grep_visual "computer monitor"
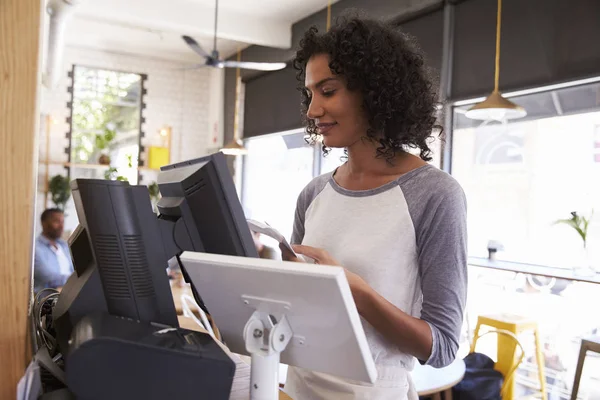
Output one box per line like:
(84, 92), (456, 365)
(53, 223), (108, 353)
(180, 251), (378, 400)
(69, 179), (178, 326)
(157, 151), (258, 259)
(55, 151), (254, 353)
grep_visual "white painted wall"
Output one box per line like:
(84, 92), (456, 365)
(36, 46), (224, 235)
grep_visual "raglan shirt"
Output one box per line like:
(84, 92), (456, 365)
(290, 164), (468, 372)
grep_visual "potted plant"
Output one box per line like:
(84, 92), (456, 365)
(48, 174), (71, 211)
(96, 125), (117, 165)
(148, 181), (160, 213)
(554, 211), (595, 276)
(104, 167), (128, 182)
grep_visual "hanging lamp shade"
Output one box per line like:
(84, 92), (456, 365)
(220, 138), (248, 156)
(466, 0), (526, 121)
(465, 90), (526, 120)
(221, 49), (248, 156)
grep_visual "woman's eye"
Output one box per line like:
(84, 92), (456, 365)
(322, 89), (336, 97)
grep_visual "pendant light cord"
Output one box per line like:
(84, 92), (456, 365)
(233, 49), (241, 141)
(213, 0), (219, 53)
(326, 0), (332, 32)
(494, 0), (502, 93)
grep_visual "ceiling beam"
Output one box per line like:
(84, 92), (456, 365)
(233, 0), (443, 81)
(74, 0), (292, 49)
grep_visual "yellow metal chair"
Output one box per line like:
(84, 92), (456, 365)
(470, 314), (547, 400)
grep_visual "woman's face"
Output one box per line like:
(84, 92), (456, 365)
(304, 53), (369, 149)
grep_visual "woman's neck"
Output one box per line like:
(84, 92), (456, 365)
(343, 139), (423, 178)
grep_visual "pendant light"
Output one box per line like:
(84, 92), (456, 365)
(465, 0), (526, 121)
(221, 49), (249, 155)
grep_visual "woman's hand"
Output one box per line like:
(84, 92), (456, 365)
(280, 245), (434, 363)
(279, 243), (368, 294)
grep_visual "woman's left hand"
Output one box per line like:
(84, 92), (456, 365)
(290, 244), (368, 294)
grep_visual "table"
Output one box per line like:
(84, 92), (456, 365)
(411, 358), (465, 400)
(468, 256), (600, 285)
(178, 316), (293, 400)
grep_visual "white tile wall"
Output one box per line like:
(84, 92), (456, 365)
(36, 46), (223, 235)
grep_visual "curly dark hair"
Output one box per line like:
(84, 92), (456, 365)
(293, 14), (441, 162)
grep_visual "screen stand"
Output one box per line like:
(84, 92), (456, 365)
(243, 302), (293, 400)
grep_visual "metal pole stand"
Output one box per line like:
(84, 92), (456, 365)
(243, 310), (292, 400)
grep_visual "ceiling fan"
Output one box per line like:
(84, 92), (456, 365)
(182, 0), (287, 72)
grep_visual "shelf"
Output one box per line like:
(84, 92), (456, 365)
(40, 160), (160, 172)
(39, 156), (165, 171)
(65, 163), (113, 170)
(39, 161), (111, 169)
(39, 160), (67, 166)
(468, 256), (600, 285)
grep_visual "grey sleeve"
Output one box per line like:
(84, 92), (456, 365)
(290, 173), (330, 245)
(404, 172), (468, 368)
(290, 193), (306, 245)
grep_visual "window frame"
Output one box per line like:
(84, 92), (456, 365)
(448, 76), (600, 268)
(65, 64), (147, 184)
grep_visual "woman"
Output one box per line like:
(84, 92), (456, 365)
(280, 15), (468, 400)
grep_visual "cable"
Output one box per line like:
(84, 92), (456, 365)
(33, 289), (60, 356)
(176, 254), (211, 316)
(164, 214), (212, 319)
(170, 217), (183, 253)
(181, 294), (216, 339)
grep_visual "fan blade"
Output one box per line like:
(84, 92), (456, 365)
(221, 60), (287, 71)
(171, 64), (209, 71)
(182, 35), (211, 59)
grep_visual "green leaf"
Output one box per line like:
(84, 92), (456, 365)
(148, 182), (159, 199)
(553, 218), (578, 229)
(48, 175), (71, 210)
(554, 210), (593, 246)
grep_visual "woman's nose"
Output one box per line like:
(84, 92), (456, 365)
(307, 97), (324, 119)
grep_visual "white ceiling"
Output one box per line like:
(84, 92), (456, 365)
(180, 0), (336, 21)
(62, 0), (337, 63)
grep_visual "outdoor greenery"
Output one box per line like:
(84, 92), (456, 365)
(70, 67), (141, 165)
(103, 167), (128, 182)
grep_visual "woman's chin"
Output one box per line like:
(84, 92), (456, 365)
(322, 136), (347, 149)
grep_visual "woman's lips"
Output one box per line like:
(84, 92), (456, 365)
(317, 122), (337, 134)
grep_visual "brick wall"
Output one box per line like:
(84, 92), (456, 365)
(37, 46), (223, 234)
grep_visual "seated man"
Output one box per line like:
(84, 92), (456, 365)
(34, 208), (73, 293)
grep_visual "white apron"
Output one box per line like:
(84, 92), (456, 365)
(283, 365), (419, 400)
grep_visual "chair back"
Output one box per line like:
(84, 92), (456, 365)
(471, 329), (525, 399)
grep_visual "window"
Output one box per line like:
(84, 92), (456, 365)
(451, 80), (600, 268)
(241, 131), (349, 243)
(241, 129), (444, 243)
(241, 132), (316, 242)
(69, 66), (144, 184)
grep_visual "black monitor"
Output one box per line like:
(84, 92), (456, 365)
(50, 179), (235, 400)
(69, 179), (178, 326)
(157, 151), (258, 259)
(54, 152), (254, 354)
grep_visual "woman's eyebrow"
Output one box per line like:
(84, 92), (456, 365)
(305, 77), (338, 90)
